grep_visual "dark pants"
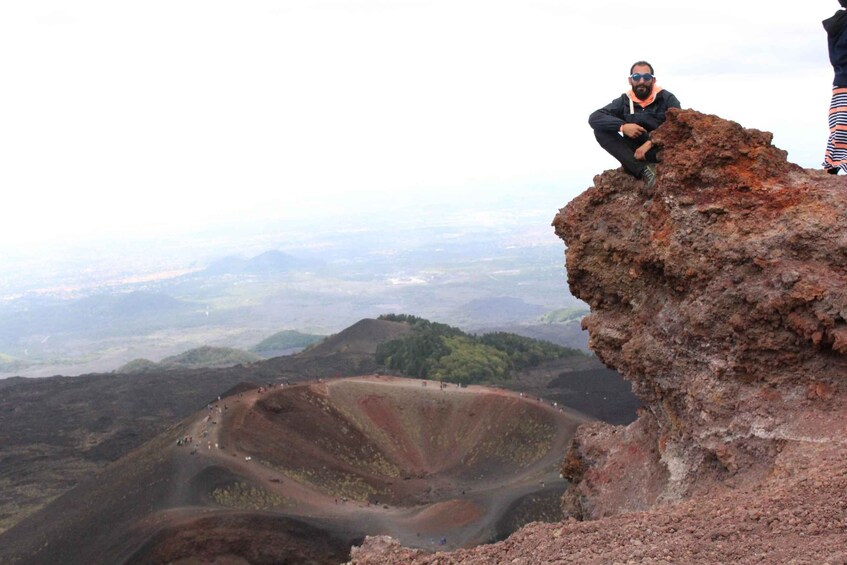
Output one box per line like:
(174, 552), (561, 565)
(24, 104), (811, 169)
(594, 130), (660, 177)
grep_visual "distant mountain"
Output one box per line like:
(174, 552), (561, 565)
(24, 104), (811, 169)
(538, 306), (590, 324)
(203, 250), (312, 276)
(472, 320), (590, 352)
(251, 330), (325, 356)
(118, 346), (262, 373)
(116, 358), (159, 374)
(454, 296), (548, 326)
(300, 318), (413, 358)
(0, 291), (203, 344)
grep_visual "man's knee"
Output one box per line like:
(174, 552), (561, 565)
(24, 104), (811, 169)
(593, 130), (627, 154)
(593, 129), (618, 145)
(592, 129), (643, 176)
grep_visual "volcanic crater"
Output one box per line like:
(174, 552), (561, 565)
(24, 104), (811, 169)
(127, 375), (590, 562)
(216, 377), (587, 544)
(238, 379), (571, 494)
(0, 374), (591, 564)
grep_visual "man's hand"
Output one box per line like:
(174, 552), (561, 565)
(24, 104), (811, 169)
(621, 123), (646, 139)
(634, 140), (653, 161)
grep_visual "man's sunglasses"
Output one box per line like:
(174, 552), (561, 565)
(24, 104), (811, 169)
(630, 73), (654, 82)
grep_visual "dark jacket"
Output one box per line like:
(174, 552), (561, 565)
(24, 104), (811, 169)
(589, 89), (681, 133)
(824, 9), (847, 86)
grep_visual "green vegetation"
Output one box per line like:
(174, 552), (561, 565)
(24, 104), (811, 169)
(539, 307), (590, 324)
(160, 346), (262, 368)
(429, 336), (511, 383)
(478, 332), (576, 368)
(280, 465), (386, 503)
(211, 481), (286, 510)
(376, 314), (583, 385)
(117, 346), (262, 373)
(251, 330), (325, 354)
(464, 411), (555, 468)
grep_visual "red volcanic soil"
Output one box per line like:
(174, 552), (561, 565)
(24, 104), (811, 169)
(0, 376), (588, 564)
(226, 378), (583, 503)
(126, 512), (359, 565)
(217, 376), (588, 548)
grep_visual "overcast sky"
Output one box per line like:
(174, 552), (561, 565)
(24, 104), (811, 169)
(0, 1), (836, 255)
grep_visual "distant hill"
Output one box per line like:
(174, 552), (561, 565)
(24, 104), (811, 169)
(538, 306), (590, 324)
(203, 250), (313, 276)
(300, 318), (413, 358)
(251, 330), (325, 356)
(116, 358), (159, 373)
(118, 330), (328, 374)
(0, 291), (202, 342)
(454, 297), (548, 325)
(471, 320), (590, 352)
(118, 346), (262, 373)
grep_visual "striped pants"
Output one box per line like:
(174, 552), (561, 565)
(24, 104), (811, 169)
(824, 86), (847, 173)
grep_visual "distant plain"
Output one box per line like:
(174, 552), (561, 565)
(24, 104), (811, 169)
(0, 205), (588, 379)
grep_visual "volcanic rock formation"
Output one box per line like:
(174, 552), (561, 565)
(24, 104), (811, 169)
(552, 108), (847, 518)
(349, 110), (847, 562)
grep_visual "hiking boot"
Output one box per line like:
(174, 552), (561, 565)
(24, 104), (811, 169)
(827, 167), (840, 175)
(640, 164), (658, 192)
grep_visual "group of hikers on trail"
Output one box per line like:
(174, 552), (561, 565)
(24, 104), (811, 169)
(592, 2), (847, 187)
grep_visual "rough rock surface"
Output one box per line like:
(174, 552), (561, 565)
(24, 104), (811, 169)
(553, 109), (847, 517)
(349, 446), (847, 563)
(348, 110), (847, 563)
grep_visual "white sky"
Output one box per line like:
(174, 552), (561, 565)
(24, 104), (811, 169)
(0, 1), (836, 254)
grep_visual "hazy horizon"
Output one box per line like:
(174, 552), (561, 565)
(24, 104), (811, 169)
(1, 1), (834, 256)
(0, 193), (590, 379)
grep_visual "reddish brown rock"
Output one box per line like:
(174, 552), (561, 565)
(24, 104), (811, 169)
(349, 444), (847, 564)
(551, 109), (847, 516)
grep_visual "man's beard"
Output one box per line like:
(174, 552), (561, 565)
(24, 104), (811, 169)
(634, 83), (653, 100)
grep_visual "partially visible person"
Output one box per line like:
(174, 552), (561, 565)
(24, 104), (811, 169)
(589, 61), (681, 190)
(823, 0), (847, 174)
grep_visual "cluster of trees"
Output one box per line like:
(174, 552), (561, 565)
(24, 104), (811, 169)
(376, 314), (582, 385)
(478, 332), (580, 368)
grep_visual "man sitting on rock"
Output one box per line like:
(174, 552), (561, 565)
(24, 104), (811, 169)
(589, 61), (681, 190)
